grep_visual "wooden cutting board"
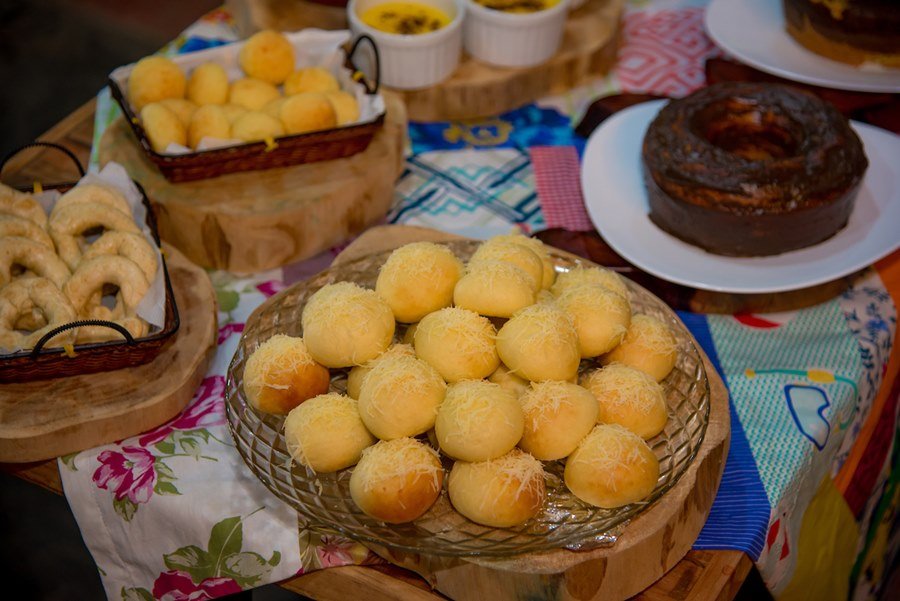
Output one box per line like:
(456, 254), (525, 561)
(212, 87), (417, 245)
(330, 225), (731, 601)
(98, 93), (407, 274)
(0, 245), (217, 462)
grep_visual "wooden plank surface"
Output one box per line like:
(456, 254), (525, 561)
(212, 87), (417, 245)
(0, 95), (752, 601)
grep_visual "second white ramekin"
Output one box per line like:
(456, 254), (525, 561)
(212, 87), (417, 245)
(463, 0), (571, 68)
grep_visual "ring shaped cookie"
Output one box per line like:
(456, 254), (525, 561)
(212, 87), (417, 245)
(52, 183), (133, 220)
(0, 214), (54, 248)
(0, 185), (48, 229)
(49, 202), (140, 270)
(0, 277), (77, 350)
(0, 236), (71, 289)
(81, 231), (158, 282)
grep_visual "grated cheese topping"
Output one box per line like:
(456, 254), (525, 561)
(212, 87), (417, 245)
(361, 352), (446, 420)
(438, 380), (520, 443)
(415, 307), (497, 362)
(464, 448), (546, 508)
(244, 334), (316, 392)
(353, 437), (443, 493)
(283, 393), (371, 471)
(551, 266), (629, 299)
(582, 364), (665, 415)
(470, 240), (543, 292)
(376, 242), (463, 293)
(622, 314), (678, 355)
(567, 424), (656, 493)
(520, 380), (595, 427)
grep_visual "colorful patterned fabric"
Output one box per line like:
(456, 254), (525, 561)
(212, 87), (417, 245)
(62, 1), (900, 600)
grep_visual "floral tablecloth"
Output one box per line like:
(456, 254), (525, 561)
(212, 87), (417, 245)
(62, 1), (900, 600)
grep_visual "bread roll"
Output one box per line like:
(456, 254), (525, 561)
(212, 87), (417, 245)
(453, 260), (535, 318)
(187, 104), (230, 149)
(469, 240), (543, 292)
(285, 66), (340, 95)
(358, 352), (446, 440)
(283, 393), (375, 473)
(435, 380), (523, 462)
(487, 363), (529, 398)
(519, 381), (598, 460)
(239, 30), (295, 85)
(325, 91), (360, 125)
(229, 77), (281, 111)
(489, 233), (556, 289)
(375, 242), (463, 323)
(158, 98), (197, 126)
(231, 111), (285, 142)
(600, 314), (677, 381)
(448, 449), (545, 527)
(414, 307), (498, 382)
(128, 56), (186, 111)
(280, 92), (337, 135)
(346, 343), (415, 399)
(186, 62), (229, 105)
(140, 103), (186, 153)
(301, 282), (395, 368)
(262, 97), (287, 120)
(581, 364), (668, 439)
(350, 438), (443, 523)
(565, 424), (659, 508)
(551, 265), (628, 299)
(243, 334), (330, 415)
(556, 283), (631, 357)
(496, 302), (580, 382)
(220, 103), (249, 123)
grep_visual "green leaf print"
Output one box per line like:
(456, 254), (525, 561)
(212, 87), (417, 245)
(154, 480), (181, 496)
(216, 289), (240, 313)
(179, 436), (201, 458)
(155, 440), (176, 455)
(121, 586), (154, 601)
(208, 516), (244, 575)
(221, 552), (274, 587)
(60, 452), (79, 471)
(113, 497), (138, 521)
(164, 545), (213, 582)
(268, 550), (281, 566)
(155, 459), (175, 480)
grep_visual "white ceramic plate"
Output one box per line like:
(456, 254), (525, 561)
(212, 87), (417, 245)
(580, 100), (900, 294)
(705, 0), (900, 93)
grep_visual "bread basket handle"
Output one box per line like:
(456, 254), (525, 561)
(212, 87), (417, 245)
(0, 141), (86, 183)
(30, 320), (136, 359)
(348, 34), (381, 95)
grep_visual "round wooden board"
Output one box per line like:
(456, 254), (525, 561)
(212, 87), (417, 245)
(330, 225), (730, 601)
(0, 245), (217, 463)
(98, 93), (407, 274)
(396, 0), (624, 122)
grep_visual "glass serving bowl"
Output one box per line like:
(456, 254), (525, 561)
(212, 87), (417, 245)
(225, 240), (710, 557)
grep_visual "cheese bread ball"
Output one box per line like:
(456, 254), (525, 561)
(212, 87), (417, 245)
(350, 438), (443, 523)
(325, 91), (360, 125)
(453, 260), (535, 318)
(280, 92), (337, 135)
(487, 363), (529, 398)
(496, 303), (580, 382)
(414, 307), (499, 382)
(242, 334), (331, 415)
(448, 449), (545, 527)
(128, 56), (186, 111)
(188, 105), (231, 149)
(186, 62), (229, 106)
(551, 265), (628, 299)
(221, 103), (249, 123)
(301, 281), (395, 368)
(519, 381), (599, 460)
(158, 98), (198, 126)
(375, 242), (463, 323)
(435, 380), (523, 462)
(600, 314), (678, 382)
(556, 283), (631, 358)
(140, 103), (186, 153)
(346, 343), (415, 399)
(283, 393), (375, 473)
(582, 364), (667, 439)
(565, 424), (659, 508)
(262, 97), (288, 120)
(284, 66), (340, 95)
(469, 240), (543, 293)
(490, 233), (556, 290)
(239, 30), (295, 85)
(229, 77), (281, 111)
(358, 352), (446, 440)
(231, 111), (285, 142)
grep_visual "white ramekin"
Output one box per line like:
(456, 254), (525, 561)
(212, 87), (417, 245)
(463, 0), (571, 68)
(348, 0), (465, 90)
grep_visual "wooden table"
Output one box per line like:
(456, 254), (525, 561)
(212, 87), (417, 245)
(0, 99), (753, 601)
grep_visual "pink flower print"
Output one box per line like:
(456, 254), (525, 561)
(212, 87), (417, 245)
(256, 280), (285, 298)
(139, 376), (226, 447)
(218, 322), (244, 344)
(315, 535), (355, 568)
(152, 570), (242, 601)
(93, 446), (157, 505)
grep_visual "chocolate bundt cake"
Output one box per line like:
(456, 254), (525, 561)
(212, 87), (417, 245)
(642, 82), (868, 257)
(783, 0), (900, 68)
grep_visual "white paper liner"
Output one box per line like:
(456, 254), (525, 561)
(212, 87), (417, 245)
(109, 29), (386, 156)
(13, 162), (166, 352)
